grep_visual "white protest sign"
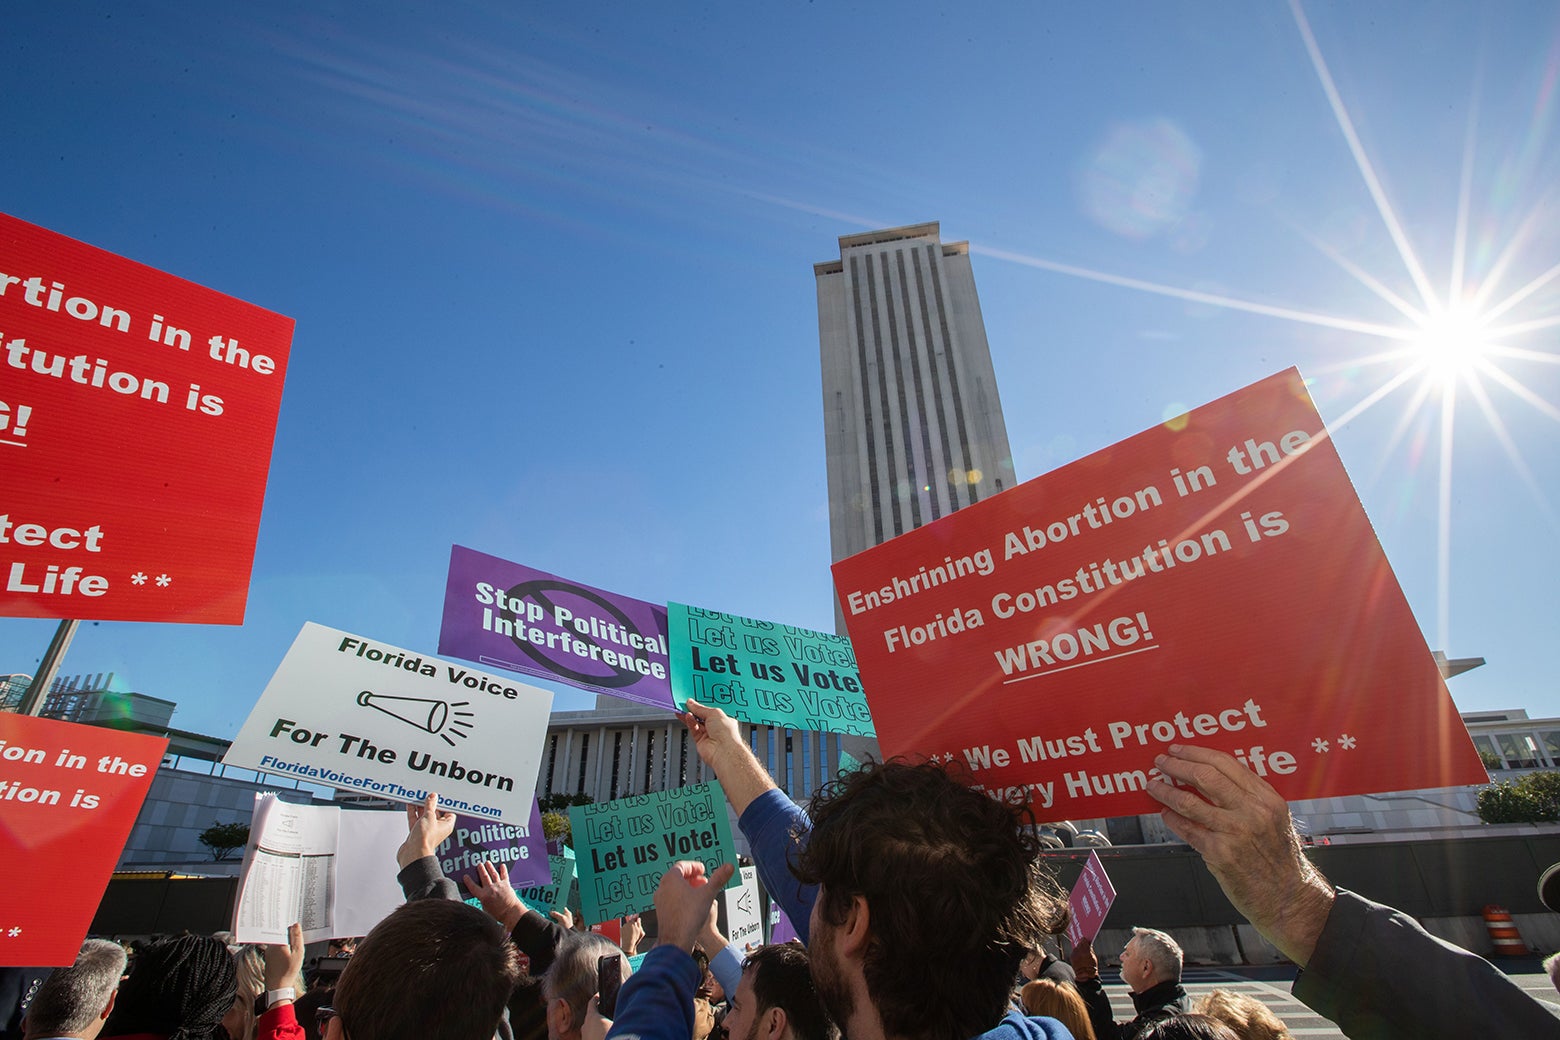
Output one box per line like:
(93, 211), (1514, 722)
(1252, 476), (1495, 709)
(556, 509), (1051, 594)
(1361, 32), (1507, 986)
(225, 622), (552, 824)
(723, 865), (763, 950)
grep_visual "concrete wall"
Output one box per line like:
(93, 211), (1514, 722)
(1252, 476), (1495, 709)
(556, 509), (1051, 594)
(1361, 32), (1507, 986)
(1047, 830), (1560, 964)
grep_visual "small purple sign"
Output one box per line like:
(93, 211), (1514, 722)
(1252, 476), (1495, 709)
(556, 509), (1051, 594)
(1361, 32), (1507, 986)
(769, 903), (799, 945)
(435, 802), (551, 891)
(439, 545), (675, 710)
(1064, 851), (1117, 947)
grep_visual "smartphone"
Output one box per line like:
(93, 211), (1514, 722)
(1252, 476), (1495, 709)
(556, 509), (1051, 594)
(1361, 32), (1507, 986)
(597, 953), (623, 1018)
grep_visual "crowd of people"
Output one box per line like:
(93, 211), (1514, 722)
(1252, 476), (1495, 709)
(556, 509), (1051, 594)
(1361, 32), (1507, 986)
(8, 698), (1560, 1040)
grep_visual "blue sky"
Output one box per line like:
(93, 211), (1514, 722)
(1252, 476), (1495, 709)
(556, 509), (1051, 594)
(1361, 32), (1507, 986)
(4, 1), (1558, 738)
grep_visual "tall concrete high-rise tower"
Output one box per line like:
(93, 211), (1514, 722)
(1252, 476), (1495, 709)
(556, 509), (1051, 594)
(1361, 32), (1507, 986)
(816, 222), (1017, 597)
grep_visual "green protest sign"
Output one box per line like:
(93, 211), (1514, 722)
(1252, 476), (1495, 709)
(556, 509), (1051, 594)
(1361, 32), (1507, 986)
(668, 602), (875, 736)
(516, 846), (575, 917)
(570, 781), (739, 922)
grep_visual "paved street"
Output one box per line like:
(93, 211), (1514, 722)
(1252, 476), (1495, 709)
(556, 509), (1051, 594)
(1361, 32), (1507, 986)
(1091, 963), (1560, 1038)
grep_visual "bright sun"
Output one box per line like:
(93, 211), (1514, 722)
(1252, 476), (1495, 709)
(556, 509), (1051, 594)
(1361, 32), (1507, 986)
(976, 2), (1560, 659)
(1410, 304), (1494, 387)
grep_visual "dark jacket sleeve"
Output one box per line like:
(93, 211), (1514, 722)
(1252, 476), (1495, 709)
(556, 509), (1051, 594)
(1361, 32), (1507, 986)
(1293, 887), (1560, 1039)
(605, 944), (701, 1040)
(510, 907), (570, 977)
(1074, 977), (1122, 1040)
(738, 788), (817, 944)
(397, 854), (462, 902)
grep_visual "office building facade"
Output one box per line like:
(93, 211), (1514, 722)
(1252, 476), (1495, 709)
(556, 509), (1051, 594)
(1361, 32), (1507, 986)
(813, 221), (1022, 783)
(816, 222), (1018, 575)
(538, 696), (850, 809)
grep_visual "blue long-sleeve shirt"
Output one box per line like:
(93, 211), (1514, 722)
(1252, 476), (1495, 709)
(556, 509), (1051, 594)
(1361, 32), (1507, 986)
(606, 944), (701, 1040)
(738, 787), (818, 943)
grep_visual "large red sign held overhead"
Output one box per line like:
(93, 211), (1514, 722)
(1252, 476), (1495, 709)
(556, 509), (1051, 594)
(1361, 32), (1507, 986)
(0, 212), (293, 623)
(832, 369), (1486, 821)
(0, 713), (167, 966)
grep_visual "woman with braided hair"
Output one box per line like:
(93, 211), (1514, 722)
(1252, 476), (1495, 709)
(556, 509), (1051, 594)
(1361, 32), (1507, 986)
(102, 933), (239, 1040)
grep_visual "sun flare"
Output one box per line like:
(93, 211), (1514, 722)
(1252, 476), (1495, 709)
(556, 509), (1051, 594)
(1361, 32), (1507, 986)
(1409, 304), (1495, 387)
(978, 2), (1559, 658)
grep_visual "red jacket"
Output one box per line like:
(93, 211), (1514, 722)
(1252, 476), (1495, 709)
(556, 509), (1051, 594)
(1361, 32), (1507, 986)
(257, 1002), (306, 1040)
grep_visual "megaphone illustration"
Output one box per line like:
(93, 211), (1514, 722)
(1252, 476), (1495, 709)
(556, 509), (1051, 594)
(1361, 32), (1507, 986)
(357, 691), (475, 746)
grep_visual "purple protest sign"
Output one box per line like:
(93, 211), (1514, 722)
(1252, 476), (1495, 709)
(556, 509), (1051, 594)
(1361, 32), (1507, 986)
(435, 803), (551, 891)
(769, 904), (799, 945)
(1064, 851), (1117, 947)
(439, 545), (675, 710)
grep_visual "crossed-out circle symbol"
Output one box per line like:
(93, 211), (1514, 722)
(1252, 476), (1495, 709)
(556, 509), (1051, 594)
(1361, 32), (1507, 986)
(503, 579), (658, 689)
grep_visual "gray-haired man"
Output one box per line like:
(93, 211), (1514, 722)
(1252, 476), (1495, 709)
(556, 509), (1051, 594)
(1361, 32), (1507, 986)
(22, 940), (125, 1040)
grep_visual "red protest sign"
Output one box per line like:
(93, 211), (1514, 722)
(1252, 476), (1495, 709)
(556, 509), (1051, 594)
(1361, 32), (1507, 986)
(0, 212), (293, 623)
(1064, 851), (1116, 947)
(832, 369), (1485, 820)
(0, 713), (167, 965)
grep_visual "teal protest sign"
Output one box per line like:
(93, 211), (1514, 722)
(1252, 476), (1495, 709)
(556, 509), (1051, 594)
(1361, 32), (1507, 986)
(668, 603), (875, 736)
(838, 748), (861, 774)
(570, 781), (740, 922)
(516, 847), (575, 917)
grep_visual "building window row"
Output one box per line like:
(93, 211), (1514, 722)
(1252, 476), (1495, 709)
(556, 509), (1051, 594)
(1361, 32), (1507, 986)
(1471, 730), (1560, 771)
(536, 721), (849, 805)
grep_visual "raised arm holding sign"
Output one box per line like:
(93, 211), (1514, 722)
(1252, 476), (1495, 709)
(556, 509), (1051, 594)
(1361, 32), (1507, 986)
(679, 697), (779, 816)
(1147, 745), (1332, 965)
(1148, 744), (1560, 1037)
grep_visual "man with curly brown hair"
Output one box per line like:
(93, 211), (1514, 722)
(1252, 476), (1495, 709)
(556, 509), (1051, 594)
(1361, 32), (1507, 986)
(666, 698), (1074, 1040)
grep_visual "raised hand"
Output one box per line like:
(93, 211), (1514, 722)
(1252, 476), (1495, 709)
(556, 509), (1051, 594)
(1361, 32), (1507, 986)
(1147, 744), (1334, 965)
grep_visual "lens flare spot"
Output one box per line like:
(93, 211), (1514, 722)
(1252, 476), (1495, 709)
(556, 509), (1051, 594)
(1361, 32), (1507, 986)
(1077, 119), (1202, 239)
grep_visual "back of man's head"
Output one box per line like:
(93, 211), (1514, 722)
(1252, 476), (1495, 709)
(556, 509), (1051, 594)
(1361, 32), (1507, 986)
(1130, 927), (1184, 985)
(794, 760), (1068, 1040)
(333, 899), (522, 1040)
(23, 940), (126, 1040)
(742, 942), (836, 1040)
(542, 932), (621, 1040)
